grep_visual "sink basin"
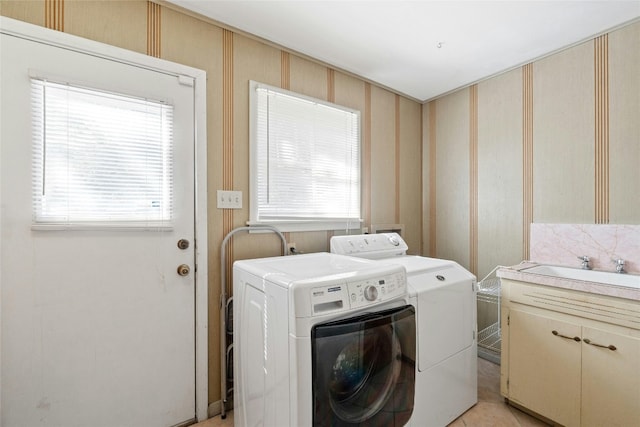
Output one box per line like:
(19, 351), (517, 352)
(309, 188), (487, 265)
(521, 264), (640, 289)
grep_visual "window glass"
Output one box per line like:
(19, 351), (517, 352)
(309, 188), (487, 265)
(250, 81), (361, 232)
(31, 79), (173, 228)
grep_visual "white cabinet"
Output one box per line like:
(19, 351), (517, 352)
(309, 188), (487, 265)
(582, 325), (640, 427)
(508, 309), (581, 426)
(501, 280), (640, 427)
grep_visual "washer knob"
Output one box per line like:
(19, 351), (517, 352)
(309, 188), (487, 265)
(388, 235), (400, 246)
(364, 285), (378, 301)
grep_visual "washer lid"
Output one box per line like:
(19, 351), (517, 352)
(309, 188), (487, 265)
(234, 252), (397, 288)
(375, 255), (453, 274)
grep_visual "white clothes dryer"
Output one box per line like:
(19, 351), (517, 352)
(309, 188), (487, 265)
(233, 252), (417, 427)
(331, 233), (478, 427)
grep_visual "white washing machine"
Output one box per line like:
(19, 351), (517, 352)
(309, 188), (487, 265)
(331, 233), (478, 427)
(233, 252), (417, 427)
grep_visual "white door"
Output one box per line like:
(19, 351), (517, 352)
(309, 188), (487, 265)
(1, 21), (205, 427)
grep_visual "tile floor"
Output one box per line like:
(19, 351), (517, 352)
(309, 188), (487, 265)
(195, 357), (550, 427)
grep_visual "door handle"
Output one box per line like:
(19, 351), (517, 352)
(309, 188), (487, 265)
(583, 338), (616, 351)
(552, 330), (581, 342)
(177, 264), (190, 276)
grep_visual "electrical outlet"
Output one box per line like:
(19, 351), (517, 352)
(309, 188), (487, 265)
(217, 190), (242, 209)
(287, 243), (297, 254)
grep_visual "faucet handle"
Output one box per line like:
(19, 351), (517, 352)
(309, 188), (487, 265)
(612, 258), (626, 274)
(578, 256), (591, 269)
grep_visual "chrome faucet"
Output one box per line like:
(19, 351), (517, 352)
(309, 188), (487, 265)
(612, 258), (625, 274)
(577, 255), (591, 270)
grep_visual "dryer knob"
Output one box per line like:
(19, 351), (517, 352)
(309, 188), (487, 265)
(388, 235), (400, 246)
(364, 285), (378, 301)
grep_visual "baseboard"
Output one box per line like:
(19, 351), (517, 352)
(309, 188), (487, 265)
(208, 396), (235, 420)
(207, 401), (221, 418)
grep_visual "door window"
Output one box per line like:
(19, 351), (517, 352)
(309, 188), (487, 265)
(31, 78), (174, 228)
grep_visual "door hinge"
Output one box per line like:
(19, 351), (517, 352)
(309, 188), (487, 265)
(507, 378), (509, 390)
(507, 314), (510, 326)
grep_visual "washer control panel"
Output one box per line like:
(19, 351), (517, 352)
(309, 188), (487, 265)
(345, 271), (405, 309)
(310, 270), (406, 315)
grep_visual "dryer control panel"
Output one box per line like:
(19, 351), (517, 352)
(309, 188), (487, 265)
(330, 233), (408, 259)
(310, 270), (406, 315)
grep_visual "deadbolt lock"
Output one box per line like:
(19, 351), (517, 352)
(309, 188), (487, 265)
(177, 264), (190, 276)
(177, 239), (190, 250)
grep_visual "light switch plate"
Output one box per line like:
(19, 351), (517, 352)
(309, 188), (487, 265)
(217, 190), (242, 209)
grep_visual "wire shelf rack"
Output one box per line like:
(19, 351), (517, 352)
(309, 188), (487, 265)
(477, 269), (502, 364)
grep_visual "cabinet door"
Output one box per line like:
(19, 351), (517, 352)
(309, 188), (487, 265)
(582, 326), (640, 427)
(509, 309), (581, 427)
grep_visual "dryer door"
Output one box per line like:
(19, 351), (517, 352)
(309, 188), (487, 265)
(311, 305), (416, 426)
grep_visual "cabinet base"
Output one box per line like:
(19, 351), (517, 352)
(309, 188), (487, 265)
(503, 398), (561, 426)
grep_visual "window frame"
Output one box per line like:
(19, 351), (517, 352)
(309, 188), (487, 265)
(248, 80), (362, 232)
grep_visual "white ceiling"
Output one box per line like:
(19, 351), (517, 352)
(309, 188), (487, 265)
(167, 1), (640, 102)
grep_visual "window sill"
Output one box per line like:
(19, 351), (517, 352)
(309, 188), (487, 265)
(247, 219), (362, 233)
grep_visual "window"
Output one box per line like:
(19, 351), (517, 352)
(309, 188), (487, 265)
(250, 81), (361, 232)
(31, 78), (173, 228)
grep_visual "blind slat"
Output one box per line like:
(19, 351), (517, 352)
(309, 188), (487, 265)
(31, 79), (174, 226)
(251, 82), (361, 228)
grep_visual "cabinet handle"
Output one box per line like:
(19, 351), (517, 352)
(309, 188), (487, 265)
(583, 338), (617, 351)
(552, 330), (581, 342)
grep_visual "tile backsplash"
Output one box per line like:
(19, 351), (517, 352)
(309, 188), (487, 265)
(530, 223), (640, 274)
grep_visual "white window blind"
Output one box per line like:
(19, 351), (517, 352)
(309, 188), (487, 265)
(250, 81), (361, 231)
(31, 78), (174, 228)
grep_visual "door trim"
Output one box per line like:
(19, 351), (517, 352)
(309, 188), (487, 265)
(0, 16), (209, 422)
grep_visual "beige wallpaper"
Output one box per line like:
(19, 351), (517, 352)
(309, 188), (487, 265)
(609, 22), (640, 223)
(1, 0), (423, 407)
(370, 86), (397, 226)
(477, 68), (523, 279)
(434, 88), (471, 268)
(66, 0), (148, 53)
(426, 20), (640, 281)
(422, 101), (437, 257)
(398, 97), (423, 254)
(0, 0), (45, 27)
(533, 40), (595, 224)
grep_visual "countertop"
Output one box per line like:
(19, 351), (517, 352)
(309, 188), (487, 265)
(497, 262), (640, 301)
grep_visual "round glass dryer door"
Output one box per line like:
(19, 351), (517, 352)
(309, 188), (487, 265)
(311, 305), (416, 426)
